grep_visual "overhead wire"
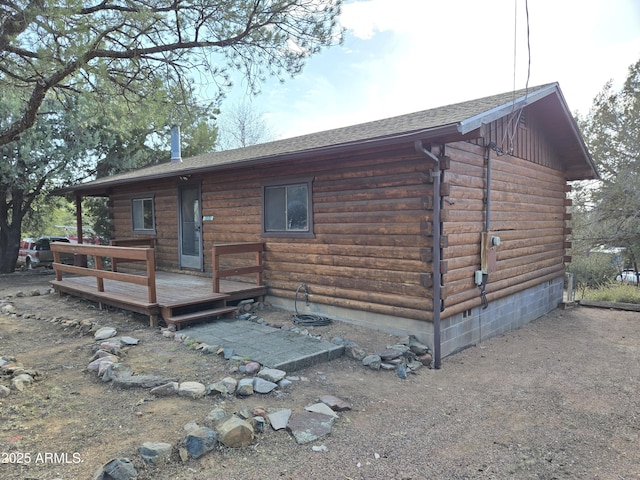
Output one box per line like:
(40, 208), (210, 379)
(498, 0), (531, 156)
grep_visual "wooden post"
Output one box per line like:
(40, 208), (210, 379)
(53, 250), (62, 281)
(146, 248), (157, 303)
(74, 194), (89, 267)
(212, 246), (221, 293)
(255, 248), (263, 287)
(75, 194), (83, 245)
(95, 255), (104, 292)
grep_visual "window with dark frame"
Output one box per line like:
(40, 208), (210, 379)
(131, 197), (155, 233)
(263, 179), (313, 237)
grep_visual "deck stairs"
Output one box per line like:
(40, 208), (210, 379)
(160, 294), (237, 330)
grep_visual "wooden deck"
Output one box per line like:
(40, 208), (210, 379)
(50, 272), (267, 328)
(49, 241), (266, 329)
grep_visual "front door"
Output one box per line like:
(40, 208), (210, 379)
(179, 184), (203, 270)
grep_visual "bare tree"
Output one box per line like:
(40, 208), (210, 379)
(217, 101), (274, 149)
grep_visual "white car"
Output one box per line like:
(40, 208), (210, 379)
(616, 270), (639, 284)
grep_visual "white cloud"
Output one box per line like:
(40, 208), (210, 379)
(225, 0), (640, 140)
(340, 0), (432, 39)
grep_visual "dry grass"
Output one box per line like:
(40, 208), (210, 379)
(581, 282), (640, 304)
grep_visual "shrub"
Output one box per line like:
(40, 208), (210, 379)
(568, 253), (618, 297)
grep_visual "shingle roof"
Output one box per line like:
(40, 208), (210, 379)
(57, 83), (596, 195)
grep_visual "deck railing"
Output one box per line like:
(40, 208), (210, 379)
(51, 243), (157, 303)
(212, 242), (264, 294)
(109, 238), (156, 272)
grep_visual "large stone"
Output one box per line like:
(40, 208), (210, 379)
(267, 409), (291, 431)
(184, 427), (217, 459)
(287, 412), (336, 444)
(91, 349), (118, 361)
(138, 442), (172, 465)
(150, 382), (179, 397)
(108, 367), (178, 389)
(221, 377), (238, 394)
(319, 395), (352, 412)
(236, 407), (253, 420)
(183, 421), (200, 433)
(253, 416), (266, 433)
(236, 378), (254, 396)
(305, 402), (338, 418)
(253, 377), (277, 394)
(93, 457), (137, 480)
(205, 408), (227, 425)
(99, 342), (122, 354)
(94, 327), (117, 340)
(79, 319), (94, 334)
(216, 416), (255, 448)
(407, 336), (430, 355)
(0, 385), (10, 397)
(178, 381), (206, 399)
(11, 373), (34, 391)
(243, 361), (261, 374)
(114, 374), (178, 389)
(257, 367), (286, 383)
(417, 352), (433, 366)
(407, 360), (423, 372)
(362, 354), (382, 370)
(389, 344), (411, 354)
(1, 304), (16, 314)
(200, 344), (219, 354)
(344, 344), (367, 361)
(375, 347), (404, 360)
(98, 361), (115, 377)
(88, 356), (119, 371)
(207, 381), (228, 396)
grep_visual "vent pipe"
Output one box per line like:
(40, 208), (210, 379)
(170, 125), (182, 163)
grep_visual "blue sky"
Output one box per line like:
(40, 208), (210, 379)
(219, 0), (640, 141)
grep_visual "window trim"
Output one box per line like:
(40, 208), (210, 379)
(262, 177), (314, 238)
(131, 196), (156, 234)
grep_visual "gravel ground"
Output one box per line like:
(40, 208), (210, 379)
(0, 270), (639, 480)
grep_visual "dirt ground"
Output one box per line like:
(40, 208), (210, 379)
(1, 270), (639, 480)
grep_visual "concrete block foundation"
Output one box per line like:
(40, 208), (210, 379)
(267, 276), (564, 362)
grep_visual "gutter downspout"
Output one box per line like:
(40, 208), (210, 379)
(415, 140), (442, 369)
(485, 144), (493, 233)
(479, 143), (494, 309)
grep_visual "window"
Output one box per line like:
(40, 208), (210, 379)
(132, 197), (155, 233)
(263, 179), (313, 237)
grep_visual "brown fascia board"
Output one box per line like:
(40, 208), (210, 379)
(55, 123), (465, 197)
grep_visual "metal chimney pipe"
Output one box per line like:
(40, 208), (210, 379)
(170, 125), (182, 163)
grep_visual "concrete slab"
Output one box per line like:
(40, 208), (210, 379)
(182, 320), (344, 371)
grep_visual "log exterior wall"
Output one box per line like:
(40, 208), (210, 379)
(109, 145), (438, 322)
(440, 111), (570, 320)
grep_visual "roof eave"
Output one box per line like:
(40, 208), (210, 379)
(56, 123), (465, 197)
(458, 83), (560, 135)
(459, 83), (599, 181)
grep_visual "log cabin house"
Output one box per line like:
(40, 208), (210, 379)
(53, 83), (597, 368)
